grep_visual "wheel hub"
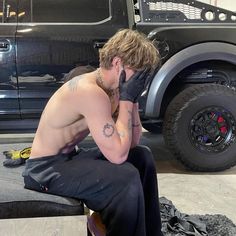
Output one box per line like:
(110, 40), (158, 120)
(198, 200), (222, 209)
(190, 107), (236, 153)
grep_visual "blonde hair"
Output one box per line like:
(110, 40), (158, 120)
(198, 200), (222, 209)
(99, 29), (160, 71)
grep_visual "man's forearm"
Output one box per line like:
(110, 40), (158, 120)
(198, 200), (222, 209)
(131, 103), (142, 147)
(115, 101), (134, 160)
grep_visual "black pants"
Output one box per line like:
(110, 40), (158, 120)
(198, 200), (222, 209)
(22, 145), (163, 236)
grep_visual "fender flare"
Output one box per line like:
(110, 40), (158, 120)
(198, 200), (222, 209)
(145, 42), (236, 118)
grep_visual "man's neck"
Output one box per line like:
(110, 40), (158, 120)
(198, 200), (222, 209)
(96, 68), (116, 97)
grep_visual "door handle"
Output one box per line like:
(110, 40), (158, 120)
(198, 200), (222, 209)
(0, 41), (10, 52)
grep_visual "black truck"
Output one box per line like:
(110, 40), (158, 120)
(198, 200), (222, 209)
(1, 0), (236, 171)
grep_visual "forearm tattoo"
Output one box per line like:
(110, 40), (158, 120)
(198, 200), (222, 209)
(103, 110), (134, 138)
(68, 75), (82, 91)
(119, 110), (132, 138)
(103, 123), (115, 137)
(118, 131), (125, 138)
(128, 110), (132, 130)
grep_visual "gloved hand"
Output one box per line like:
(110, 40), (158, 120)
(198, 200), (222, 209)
(3, 158), (26, 168)
(119, 69), (152, 103)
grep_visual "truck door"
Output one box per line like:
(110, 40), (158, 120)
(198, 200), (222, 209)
(0, 0), (19, 124)
(16, 0), (125, 120)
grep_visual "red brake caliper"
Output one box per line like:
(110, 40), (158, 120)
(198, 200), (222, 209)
(218, 116), (227, 134)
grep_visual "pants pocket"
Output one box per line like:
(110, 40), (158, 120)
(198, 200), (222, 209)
(23, 175), (48, 192)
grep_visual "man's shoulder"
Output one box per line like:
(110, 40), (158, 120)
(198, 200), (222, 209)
(65, 77), (109, 107)
(66, 74), (85, 92)
(66, 73), (96, 91)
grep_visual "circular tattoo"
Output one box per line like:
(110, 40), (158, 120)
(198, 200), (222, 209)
(103, 123), (115, 137)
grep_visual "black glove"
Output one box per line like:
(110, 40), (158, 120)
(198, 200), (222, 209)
(3, 158), (26, 168)
(119, 69), (151, 103)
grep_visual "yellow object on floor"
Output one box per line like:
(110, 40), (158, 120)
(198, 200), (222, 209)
(3, 147), (31, 160)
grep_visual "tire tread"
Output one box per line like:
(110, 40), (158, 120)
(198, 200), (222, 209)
(163, 84), (236, 171)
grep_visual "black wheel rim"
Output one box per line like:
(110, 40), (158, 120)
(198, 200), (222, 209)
(190, 106), (236, 153)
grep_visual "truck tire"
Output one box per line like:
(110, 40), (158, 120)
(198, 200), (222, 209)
(163, 84), (236, 171)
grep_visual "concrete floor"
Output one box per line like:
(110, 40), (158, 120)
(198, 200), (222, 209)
(0, 131), (236, 224)
(0, 215), (87, 236)
(141, 132), (236, 224)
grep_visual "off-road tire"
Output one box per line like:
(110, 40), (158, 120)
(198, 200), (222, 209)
(163, 84), (236, 172)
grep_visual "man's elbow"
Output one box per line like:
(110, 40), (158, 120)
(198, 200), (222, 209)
(104, 143), (130, 164)
(109, 153), (128, 165)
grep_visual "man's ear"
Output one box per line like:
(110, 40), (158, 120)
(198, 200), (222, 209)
(111, 57), (122, 73)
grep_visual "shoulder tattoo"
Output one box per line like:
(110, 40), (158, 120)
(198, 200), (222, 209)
(103, 123), (115, 138)
(68, 75), (82, 91)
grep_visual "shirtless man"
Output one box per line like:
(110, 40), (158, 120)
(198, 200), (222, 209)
(23, 29), (163, 236)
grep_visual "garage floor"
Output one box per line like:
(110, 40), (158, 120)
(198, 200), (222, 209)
(0, 131), (235, 225)
(141, 132), (236, 224)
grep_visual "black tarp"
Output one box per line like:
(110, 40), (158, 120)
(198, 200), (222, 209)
(160, 197), (236, 236)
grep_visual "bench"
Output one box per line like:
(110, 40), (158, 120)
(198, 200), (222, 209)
(0, 164), (87, 234)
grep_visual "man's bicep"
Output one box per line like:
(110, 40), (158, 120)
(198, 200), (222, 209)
(82, 98), (120, 160)
(87, 109), (115, 140)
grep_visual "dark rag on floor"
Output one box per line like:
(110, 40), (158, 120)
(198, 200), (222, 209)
(160, 197), (208, 236)
(159, 197), (236, 236)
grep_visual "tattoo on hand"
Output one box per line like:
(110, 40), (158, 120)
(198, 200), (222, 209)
(132, 123), (140, 127)
(103, 123), (115, 137)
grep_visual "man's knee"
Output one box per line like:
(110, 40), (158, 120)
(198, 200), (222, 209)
(135, 145), (152, 155)
(117, 162), (140, 185)
(134, 144), (152, 154)
(130, 145), (156, 169)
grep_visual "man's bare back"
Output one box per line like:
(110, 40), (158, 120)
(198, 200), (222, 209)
(30, 70), (119, 158)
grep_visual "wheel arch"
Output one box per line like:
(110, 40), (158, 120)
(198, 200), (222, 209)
(145, 42), (236, 118)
